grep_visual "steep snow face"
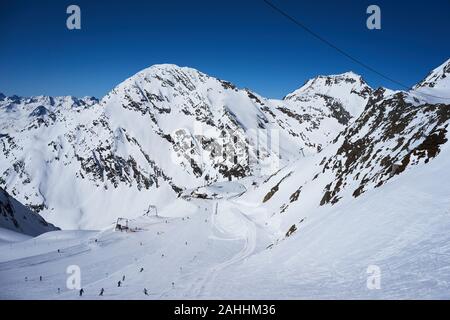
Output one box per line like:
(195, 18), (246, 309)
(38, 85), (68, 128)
(0, 93), (108, 229)
(98, 64), (295, 183)
(412, 58), (450, 104)
(316, 90), (449, 206)
(253, 79), (449, 235)
(0, 64), (361, 229)
(285, 72), (373, 118)
(247, 72), (374, 156)
(0, 187), (58, 236)
(252, 72), (374, 154)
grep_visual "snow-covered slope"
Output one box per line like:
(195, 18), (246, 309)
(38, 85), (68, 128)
(412, 58), (450, 104)
(0, 228), (31, 245)
(257, 72), (373, 154)
(0, 65), (369, 229)
(0, 59), (449, 299)
(0, 187), (58, 236)
(0, 137), (448, 299)
(245, 61), (450, 236)
(214, 139), (450, 299)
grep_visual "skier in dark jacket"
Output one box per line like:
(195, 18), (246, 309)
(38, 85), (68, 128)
(140, 267), (144, 273)
(118, 280), (122, 287)
(79, 288), (84, 297)
(122, 275), (125, 281)
(99, 288), (104, 296)
(144, 288), (149, 296)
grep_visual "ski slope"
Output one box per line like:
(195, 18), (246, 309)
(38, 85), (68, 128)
(1, 144), (450, 299)
(0, 183), (269, 299)
(1, 59), (449, 299)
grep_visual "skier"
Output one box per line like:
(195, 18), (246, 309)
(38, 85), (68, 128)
(118, 281), (122, 287)
(57, 249), (60, 253)
(172, 282), (175, 288)
(144, 288), (149, 296)
(140, 267), (144, 273)
(57, 288), (60, 294)
(161, 253), (165, 258)
(39, 276), (42, 281)
(99, 288), (104, 296)
(122, 275), (126, 281)
(79, 288), (84, 297)
(185, 241), (188, 246)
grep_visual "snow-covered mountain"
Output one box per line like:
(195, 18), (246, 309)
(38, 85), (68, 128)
(260, 71), (373, 154)
(0, 186), (58, 236)
(0, 65), (368, 229)
(284, 71), (372, 117)
(0, 59), (449, 299)
(241, 59), (450, 236)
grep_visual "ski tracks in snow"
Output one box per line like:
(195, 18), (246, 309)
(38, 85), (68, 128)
(188, 200), (257, 298)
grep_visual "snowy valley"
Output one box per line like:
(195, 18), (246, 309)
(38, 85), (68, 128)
(0, 58), (449, 299)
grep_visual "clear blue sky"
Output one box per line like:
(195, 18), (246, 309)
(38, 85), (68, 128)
(0, 0), (449, 99)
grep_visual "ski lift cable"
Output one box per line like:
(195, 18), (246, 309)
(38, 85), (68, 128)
(262, 0), (450, 101)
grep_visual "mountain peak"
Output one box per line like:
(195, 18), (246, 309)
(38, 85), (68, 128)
(135, 63), (205, 79)
(106, 64), (210, 98)
(311, 70), (364, 83)
(283, 71), (372, 118)
(285, 71), (368, 98)
(324, 71), (362, 80)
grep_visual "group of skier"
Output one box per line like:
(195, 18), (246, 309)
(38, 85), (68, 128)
(30, 263), (168, 298)
(78, 267), (152, 297)
(27, 227), (195, 298)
